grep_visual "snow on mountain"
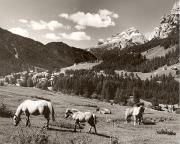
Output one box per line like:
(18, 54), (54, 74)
(95, 27), (148, 50)
(148, 2), (179, 40)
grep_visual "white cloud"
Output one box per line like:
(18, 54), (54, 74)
(44, 31), (91, 41)
(59, 9), (118, 29)
(64, 25), (71, 30)
(29, 20), (63, 31)
(59, 13), (69, 19)
(44, 33), (61, 41)
(74, 25), (86, 30)
(59, 31), (91, 41)
(19, 19), (28, 23)
(8, 27), (29, 37)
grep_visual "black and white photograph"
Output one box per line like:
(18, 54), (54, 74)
(0, 0), (179, 143)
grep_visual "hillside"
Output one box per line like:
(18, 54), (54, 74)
(0, 85), (179, 144)
(60, 61), (102, 74)
(141, 45), (177, 59)
(0, 28), (96, 76)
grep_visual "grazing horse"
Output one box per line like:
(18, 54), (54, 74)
(125, 104), (145, 125)
(13, 99), (55, 128)
(65, 108), (97, 134)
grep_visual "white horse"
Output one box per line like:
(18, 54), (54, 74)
(65, 108), (97, 134)
(125, 104), (145, 125)
(13, 99), (55, 128)
(96, 107), (111, 114)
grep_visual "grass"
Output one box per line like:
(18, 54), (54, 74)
(11, 128), (49, 144)
(0, 85), (179, 144)
(31, 95), (51, 101)
(51, 119), (84, 130)
(74, 103), (98, 108)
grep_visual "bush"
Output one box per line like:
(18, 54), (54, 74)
(0, 102), (13, 118)
(27, 77), (34, 87)
(36, 80), (48, 90)
(0, 80), (4, 86)
(156, 128), (176, 135)
(12, 128), (49, 144)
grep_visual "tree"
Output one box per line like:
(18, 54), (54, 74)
(133, 87), (140, 104)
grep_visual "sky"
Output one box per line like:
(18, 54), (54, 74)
(0, 0), (178, 48)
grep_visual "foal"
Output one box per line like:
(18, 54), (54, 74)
(65, 108), (97, 134)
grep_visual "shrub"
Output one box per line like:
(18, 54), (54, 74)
(156, 128), (176, 135)
(12, 128), (49, 144)
(36, 80), (48, 90)
(9, 76), (16, 84)
(27, 77), (34, 87)
(0, 102), (13, 118)
(0, 80), (4, 86)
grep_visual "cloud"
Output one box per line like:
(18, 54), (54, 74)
(19, 19), (28, 23)
(44, 33), (61, 41)
(59, 31), (91, 41)
(59, 9), (118, 29)
(59, 13), (69, 19)
(8, 27), (29, 37)
(29, 20), (63, 31)
(74, 25), (86, 30)
(44, 31), (91, 41)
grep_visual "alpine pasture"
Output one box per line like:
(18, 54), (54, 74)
(0, 85), (179, 144)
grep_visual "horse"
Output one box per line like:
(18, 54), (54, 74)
(13, 99), (55, 128)
(96, 107), (111, 114)
(65, 108), (97, 134)
(125, 103), (145, 125)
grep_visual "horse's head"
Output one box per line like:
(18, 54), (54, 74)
(13, 115), (21, 126)
(65, 109), (73, 118)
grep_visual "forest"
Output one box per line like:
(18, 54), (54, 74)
(52, 69), (179, 106)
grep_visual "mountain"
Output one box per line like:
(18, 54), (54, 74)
(89, 2), (179, 59)
(0, 27), (96, 75)
(90, 27), (148, 51)
(149, 2), (179, 40)
(42, 42), (97, 67)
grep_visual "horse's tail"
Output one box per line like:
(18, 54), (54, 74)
(51, 104), (55, 121)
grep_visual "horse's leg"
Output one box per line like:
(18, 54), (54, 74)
(46, 118), (50, 128)
(137, 117), (140, 125)
(133, 115), (136, 126)
(124, 115), (128, 124)
(25, 112), (30, 127)
(26, 116), (30, 127)
(94, 125), (97, 134)
(74, 120), (78, 132)
(74, 123), (77, 132)
(88, 126), (92, 133)
(77, 122), (81, 132)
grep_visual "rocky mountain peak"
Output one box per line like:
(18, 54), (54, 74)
(95, 27), (147, 50)
(149, 2), (179, 40)
(171, 1), (180, 15)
